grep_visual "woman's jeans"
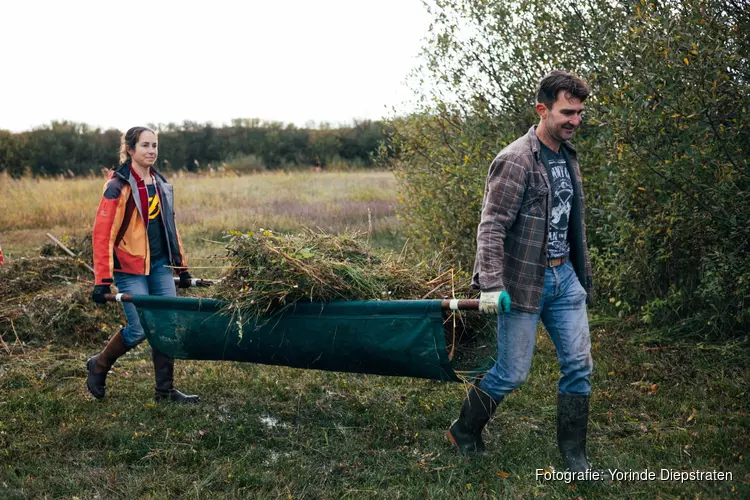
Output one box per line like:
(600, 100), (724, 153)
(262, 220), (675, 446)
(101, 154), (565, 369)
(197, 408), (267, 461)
(114, 256), (176, 347)
(478, 260), (593, 399)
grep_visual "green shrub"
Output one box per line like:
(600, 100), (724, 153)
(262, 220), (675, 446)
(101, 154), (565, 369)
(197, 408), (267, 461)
(384, 0), (750, 341)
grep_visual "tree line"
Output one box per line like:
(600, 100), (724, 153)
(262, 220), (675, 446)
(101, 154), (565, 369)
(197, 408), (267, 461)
(0, 119), (387, 177)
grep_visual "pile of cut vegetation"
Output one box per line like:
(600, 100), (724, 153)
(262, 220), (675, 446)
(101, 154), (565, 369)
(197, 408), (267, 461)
(213, 229), (465, 309)
(212, 229), (495, 371)
(0, 255), (119, 346)
(40, 233), (93, 263)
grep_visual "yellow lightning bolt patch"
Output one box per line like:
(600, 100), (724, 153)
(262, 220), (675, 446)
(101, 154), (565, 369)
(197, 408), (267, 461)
(148, 192), (160, 220)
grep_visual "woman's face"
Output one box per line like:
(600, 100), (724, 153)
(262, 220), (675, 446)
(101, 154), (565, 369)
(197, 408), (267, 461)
(128, 131), (158, 168)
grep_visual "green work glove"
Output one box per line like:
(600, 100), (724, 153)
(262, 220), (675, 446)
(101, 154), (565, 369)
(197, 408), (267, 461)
(479, 290), (512, 315)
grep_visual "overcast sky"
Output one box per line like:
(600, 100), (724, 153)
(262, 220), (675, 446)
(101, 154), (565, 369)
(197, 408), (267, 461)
(0, 0), (432, 132)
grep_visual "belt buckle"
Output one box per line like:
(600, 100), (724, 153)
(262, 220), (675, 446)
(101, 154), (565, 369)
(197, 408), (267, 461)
(548, 257), (565, 267)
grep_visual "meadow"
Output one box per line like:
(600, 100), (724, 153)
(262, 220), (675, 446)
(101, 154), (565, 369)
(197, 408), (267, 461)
(0, 170), (402, 259)
(0, 171), (747, 499)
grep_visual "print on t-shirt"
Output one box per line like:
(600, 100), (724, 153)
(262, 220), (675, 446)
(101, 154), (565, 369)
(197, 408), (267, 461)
(540, 144), (572, 259)
(148, 190), (160, 220)
(146, 184), (167, 260)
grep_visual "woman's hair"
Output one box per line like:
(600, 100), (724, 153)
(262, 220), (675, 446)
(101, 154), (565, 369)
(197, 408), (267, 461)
(119, 126), (157, 164)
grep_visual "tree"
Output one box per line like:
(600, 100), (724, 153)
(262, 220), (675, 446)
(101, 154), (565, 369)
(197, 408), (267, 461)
(385, 0), (749, 339)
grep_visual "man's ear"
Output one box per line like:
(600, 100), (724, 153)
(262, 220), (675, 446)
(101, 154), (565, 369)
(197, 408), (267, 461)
(535, 102), (548, 119)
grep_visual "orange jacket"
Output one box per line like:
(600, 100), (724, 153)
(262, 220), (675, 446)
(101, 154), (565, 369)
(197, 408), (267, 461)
(92, 163), (188, 286)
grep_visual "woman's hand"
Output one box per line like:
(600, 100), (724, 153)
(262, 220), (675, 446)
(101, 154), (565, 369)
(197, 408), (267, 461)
(178, 271), (194, 289)
(91, 284), (111, 304)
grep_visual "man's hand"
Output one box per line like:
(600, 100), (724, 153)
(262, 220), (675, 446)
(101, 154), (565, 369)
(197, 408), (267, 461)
(178, 271), (193, 289)
(91, 284), (111, 304)
(479, 290), (511, 315)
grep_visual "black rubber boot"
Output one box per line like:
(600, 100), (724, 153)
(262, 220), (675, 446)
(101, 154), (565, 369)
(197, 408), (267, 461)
(152, 348), (200, 404)
(447, 386), (502, 456)
(86, 330), (131, 400)
(557, 394), (592, 472)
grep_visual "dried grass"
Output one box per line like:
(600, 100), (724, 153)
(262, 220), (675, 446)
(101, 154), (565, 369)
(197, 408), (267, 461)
(0, 256), (120, 346)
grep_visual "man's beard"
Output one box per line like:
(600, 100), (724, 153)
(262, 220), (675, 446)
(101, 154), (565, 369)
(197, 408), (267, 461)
(556, 125), (576, 141)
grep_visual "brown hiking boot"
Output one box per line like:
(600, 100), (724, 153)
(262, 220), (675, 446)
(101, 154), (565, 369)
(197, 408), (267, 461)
(152, 348), (200, 404)
(86, 329), (131, 400)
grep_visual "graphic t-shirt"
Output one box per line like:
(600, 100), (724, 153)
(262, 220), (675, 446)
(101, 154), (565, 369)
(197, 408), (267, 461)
(146, 184), (167, 261)
(539, 143), (572, 259)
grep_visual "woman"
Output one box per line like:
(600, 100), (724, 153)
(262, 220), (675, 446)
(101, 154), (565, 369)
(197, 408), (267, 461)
(86, 126), (199, 403)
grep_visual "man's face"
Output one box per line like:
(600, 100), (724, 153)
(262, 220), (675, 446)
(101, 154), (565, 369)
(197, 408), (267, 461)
(128, 131), (158, 167)
(538, 90), (585, 143)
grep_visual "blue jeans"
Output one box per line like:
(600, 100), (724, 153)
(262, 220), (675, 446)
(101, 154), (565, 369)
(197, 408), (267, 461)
(114, 257), (176, 347)
(478, 260), (593, 399)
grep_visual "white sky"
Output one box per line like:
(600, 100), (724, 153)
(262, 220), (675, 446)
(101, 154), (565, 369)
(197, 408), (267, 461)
(0, 0), (432, 132)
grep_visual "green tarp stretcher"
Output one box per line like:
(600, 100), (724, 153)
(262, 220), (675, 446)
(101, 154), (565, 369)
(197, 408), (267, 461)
(125, 295), (478, 382)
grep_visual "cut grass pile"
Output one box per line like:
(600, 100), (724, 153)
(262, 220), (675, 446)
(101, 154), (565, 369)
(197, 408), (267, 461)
(213, 228), (468, 313)
(0, 255), (119, 347)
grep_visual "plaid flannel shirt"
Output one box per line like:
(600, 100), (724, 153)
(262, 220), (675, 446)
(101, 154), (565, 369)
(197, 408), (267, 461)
(472, 126), (593, 313)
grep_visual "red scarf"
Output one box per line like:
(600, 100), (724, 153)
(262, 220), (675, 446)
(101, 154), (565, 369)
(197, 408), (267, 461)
(129, 165), (151, 227)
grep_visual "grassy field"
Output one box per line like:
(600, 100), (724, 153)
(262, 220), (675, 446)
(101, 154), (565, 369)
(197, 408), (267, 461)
(1, 171), (748, 498)
(0, 170), (402, 259)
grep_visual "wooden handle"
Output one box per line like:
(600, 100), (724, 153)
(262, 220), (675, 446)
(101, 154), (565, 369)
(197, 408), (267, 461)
(46, 233), (95, 274)
(440, 299), (480, 311)
(104, 294), (480, 310)
(104, 293), (132, 302)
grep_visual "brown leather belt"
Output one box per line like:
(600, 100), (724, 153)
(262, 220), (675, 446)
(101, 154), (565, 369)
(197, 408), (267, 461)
(548, 256), (568, 267)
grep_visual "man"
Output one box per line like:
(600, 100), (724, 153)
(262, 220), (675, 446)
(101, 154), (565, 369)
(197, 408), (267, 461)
(447, 70), (596, 473)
